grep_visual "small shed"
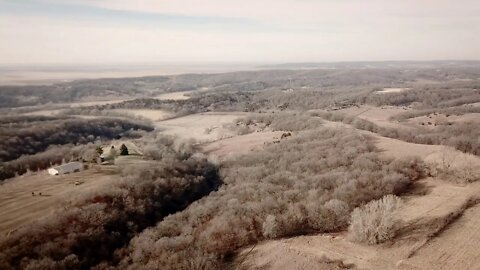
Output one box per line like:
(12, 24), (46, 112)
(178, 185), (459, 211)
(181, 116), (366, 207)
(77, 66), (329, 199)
(48, 162), (83, 175)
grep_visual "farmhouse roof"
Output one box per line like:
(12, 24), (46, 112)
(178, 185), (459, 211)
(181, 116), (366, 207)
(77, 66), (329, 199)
(52, 162), (82, 171)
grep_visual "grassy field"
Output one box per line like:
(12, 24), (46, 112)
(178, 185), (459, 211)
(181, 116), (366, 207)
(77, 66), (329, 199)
(0, 165), (118, 235)
(154, 111), (253, 142)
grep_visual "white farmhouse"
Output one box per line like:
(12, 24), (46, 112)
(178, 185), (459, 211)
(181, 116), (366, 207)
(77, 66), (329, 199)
(47, 162), (83, 175)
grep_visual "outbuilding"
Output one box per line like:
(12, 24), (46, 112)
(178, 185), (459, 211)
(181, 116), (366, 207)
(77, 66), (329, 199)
(47, 162), (83, 175)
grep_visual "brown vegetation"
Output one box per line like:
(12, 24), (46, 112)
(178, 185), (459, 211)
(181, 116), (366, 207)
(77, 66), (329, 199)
(366, 85), (480, 108)
(237, 112), (324, 132)
(0, 144), (94, 181)
(0, 116), (153, 180)
(405, 196), (480, 259)
(348, 195), (401, 244)
(315, 111), (480, 157)
(120, 128), (425, 269)
(0, 139), (220, 270)
(1, 65), (479, 269)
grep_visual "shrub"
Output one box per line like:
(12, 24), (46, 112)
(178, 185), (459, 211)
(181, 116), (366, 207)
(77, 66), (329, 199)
(262, 215), (280, 238)
(348, 195), (401, 244)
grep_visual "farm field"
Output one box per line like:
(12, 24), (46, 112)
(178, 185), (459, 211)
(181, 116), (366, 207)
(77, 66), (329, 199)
(109, 109), (174, 121)
(154, 88), (212, 100)
(0, 166), (118, 235)
(327, 105), (414, 129)
(154, 111), (253, 142)
(154, 90), (195, 100)
(201, 130), (284, 161)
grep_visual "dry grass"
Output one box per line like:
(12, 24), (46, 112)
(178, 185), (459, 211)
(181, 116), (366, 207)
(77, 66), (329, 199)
(154, 112), (252, 142)
(109, 109), (174, 121)
(0, 141), (220, 270)
(154, 90), (195, 100)
(0, 165), (118, 235)
(201, 131), (284, 162)
(405, 196), (480, 259)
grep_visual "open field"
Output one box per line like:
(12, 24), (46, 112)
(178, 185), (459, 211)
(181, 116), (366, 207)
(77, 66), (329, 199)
(408, 112), (480, 128)
(402, 203), (480, 269)
(154, 111), (252, 142)
(154, 88), (211, 100)
(109, 109), (174, 121)
(328, 105), (413, 129)
(154, 90), (195, 100)
(201, 130), (284, 161)
(0, 165), (118, 235)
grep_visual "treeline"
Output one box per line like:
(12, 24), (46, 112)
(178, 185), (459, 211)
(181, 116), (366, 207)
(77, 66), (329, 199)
(0, 115), (68, 125)
(0, 117), (153, 162)
(366, 86), (480, 109)
(73, 87), (370, 119)
(0, 138), (220, 269)
(315, 111), (480, 156)
(0, 144), (94, 181)
(97, 92), (257, 115)
(119, 128), (426, 269)
(390, 105), (480, 121)
(0, 77), (164, 108)
(4, 67), (478, 109)
(236, 112), (324, 132)
(253, 88), (371, 111)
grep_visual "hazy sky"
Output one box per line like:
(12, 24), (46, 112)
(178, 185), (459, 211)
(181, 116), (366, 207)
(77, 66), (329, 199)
(0, 0), (479, 64)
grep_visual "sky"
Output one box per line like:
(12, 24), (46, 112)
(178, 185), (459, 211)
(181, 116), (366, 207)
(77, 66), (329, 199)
(0, 0), (479, 65)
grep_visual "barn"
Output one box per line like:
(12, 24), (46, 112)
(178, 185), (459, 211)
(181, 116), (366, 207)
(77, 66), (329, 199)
(47, 162), (83, 175)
